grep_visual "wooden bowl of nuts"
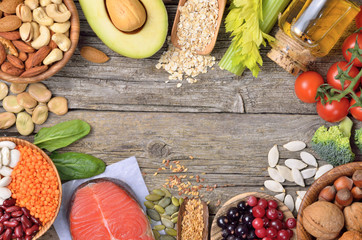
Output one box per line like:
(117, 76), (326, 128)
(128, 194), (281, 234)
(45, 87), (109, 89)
(0, 0), (80, 83)
(297, 161), (362, 240)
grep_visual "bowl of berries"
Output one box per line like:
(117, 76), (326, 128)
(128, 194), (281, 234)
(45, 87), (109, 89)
(210, 192), (297, 240)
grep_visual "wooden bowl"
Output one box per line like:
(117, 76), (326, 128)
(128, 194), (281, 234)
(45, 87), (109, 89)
(177, 198), (209, 240)
(210, 192), (297, 240)
(297, 161), (362, 240)
(0, 0), (80, 83)
(0, 137), (62, 240)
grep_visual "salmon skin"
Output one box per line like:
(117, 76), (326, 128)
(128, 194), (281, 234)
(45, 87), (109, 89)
(69, 178), (154, 240)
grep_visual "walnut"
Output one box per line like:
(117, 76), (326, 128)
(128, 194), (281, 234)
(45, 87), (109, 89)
(344, 202), (362, 232)
(303, 201), (344, 239)
(339, 231), (362, 240)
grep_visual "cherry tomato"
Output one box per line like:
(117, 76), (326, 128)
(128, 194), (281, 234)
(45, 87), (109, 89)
(342, 33), (362, 67)
(356, 6), (362, 29)
(350, 92), (362, 121)
(327, 61), (360, 91)
(316, 98), (350, 122)
(295, 71), (324, 103)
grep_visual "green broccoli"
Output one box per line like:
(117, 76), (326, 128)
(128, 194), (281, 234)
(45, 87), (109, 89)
(355, 128), (362, 152)
(311, 117), (354, 166)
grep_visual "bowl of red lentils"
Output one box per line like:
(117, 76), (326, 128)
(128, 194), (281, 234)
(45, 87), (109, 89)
(0, 137), (61, 240)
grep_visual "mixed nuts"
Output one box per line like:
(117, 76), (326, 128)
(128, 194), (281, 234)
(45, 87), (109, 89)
(0, 0), (72, 78)
(0, 81), (68, 135)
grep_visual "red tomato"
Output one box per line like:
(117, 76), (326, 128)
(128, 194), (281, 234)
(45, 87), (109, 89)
(316, 98), (350, 122)
(327, 61), (360, 91)
(294, 71), (324, 103)
(356, 6), (362, 29)
(350, 92), (362, 121)
(342, 33), (362, 67)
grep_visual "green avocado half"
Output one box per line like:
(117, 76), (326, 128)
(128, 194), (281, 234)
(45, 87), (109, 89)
(79, 0), (168, 59)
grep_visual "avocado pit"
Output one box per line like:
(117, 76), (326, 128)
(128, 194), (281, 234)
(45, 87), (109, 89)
(105, 0), (147, 32)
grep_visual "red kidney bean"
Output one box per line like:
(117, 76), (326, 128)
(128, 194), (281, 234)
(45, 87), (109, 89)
(25, 235), (32, 240)
(20, 208), (30, 218)
(3, 220), (19, 228)
(5, 206), (20, 213)
(3, 229), (11, 240)
(11, 211), (23, 218)
(0, 213), (10, 223)
(20, 216), (32, 229)
(30, 216), (40, 225)
(3, 199), (16, 208)
(0, 223), (4, 235)
(14, 225), (23, 237)
(25, 224), (38, 236)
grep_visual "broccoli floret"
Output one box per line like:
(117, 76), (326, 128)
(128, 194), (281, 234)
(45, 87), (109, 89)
(355, 128), (362, 152)
(311, 117), (354, 166)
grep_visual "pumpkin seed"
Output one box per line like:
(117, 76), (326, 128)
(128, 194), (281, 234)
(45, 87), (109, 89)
(268, 145), (279, 167)
(171, 197), (179, 206)
(283, 141), (306, 151)
(314, 164), (333, 180)
(161, 187), (172, 198)
(161, 217), (174, 228)
(158, 197), (171, 208)
(300, 151), (317, 167)
(295, 196), (302, 212)
(296, 191), (306, 199)
(292, 168), (305, 187)
(285, 159), (307, 170)
(153, 230), (161, 240)
(264, 180), (285, 193)
(161, 214), (171, 220)
(154, 205), (165, 214)
(171, 216), (178, 223)
(268, 167), (285, 183)
(171, 211), (179, 219)
(160, 236), (175, 240)
(144, 201), (155, 209)
(276, 165), (294, 182)
(179, 198), (184, 205)
(147, 209), (160, 221)
(153, 189), (166, 197)
(165, 228), (177, 236)
(154, 225), (166, 231)
(284, 194), (294, 211)
(301, 168), (317, 179)
(274, 193), (285, 202)
(146, 194), (162, 201)
(165, 204), (178, 215)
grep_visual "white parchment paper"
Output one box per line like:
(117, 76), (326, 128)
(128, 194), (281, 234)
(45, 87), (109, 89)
(53, 156), (149, 240)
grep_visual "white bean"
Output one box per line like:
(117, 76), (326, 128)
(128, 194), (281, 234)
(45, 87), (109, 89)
(0, 166), (12, 177)
(1, 147), (10, 166)
(0, 198), (4, 205)
(9, 149), (20, 168)
(0, 141), (16, 149)
(0, 187), (11, 199)
(0, 177), (11, 187)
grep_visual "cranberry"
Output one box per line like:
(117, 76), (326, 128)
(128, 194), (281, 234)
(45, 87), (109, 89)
(286, 229), (294, 238)
(277, 229), (290, 240)
(258, 198), (268, 209)
(277, 210), (284, 221)
(255, 228), (267, 238)
(262, 217), (270, 228)
(266, 227), (278, 238)
(247, 196), (258, 207)
(285, 218), (296, 229)
(266, 208), (278, 220)
(270, 220), (283, 231)
(262, 238), (273, 240)
(252, 206), (265, 218)
(268, 200), (278, 209)
(252, 218), (264, 229)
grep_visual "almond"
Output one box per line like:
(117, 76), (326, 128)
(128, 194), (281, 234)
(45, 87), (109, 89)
(48, 40), (57, 50)
(31, 46), (51, 67)
(0, 16), (22, 32)
(1, 62), (24, 76)
(20, 65), (48, 77)
(0, 32), (21, 41)
(25, 53), (34, 69)
(18, 52), (27, 62)
(12, 40), (35, 53)
(0, 44), (6, 65)
(80, 46), (109, 63)
(7, 55), (24, 69)
(0, 0), (23, 14)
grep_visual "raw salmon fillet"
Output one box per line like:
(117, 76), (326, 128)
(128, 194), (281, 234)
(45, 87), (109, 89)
(70, 180), (154, 240)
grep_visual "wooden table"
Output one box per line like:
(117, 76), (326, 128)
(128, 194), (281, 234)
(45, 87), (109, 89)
(1, 0), (361, 239)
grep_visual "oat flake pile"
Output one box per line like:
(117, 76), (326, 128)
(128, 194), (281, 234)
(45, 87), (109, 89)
(156, 0), (218, 85)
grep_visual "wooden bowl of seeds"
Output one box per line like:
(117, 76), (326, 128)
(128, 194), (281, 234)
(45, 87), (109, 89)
(0, 0), (80, 83)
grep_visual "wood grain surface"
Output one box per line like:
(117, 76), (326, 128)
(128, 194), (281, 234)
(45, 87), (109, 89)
(0, 0), (361, 239)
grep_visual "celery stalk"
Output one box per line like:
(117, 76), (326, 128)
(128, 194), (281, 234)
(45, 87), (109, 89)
(219, 0), (291, 76)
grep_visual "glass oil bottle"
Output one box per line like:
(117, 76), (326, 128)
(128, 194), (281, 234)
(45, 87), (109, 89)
(268, 0), (359, 75)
